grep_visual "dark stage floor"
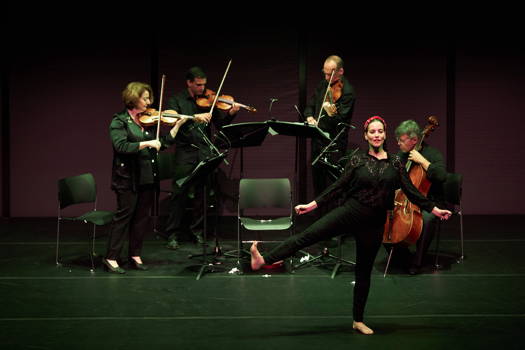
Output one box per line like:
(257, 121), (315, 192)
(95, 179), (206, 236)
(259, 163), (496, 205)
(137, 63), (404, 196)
(1, 215), (524, 349)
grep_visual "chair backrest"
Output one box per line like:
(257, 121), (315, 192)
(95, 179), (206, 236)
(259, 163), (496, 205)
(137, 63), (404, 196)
(443, 172), (463, 206)
(58, 173), (97, 209)
(239, 178), (291, 210)
(157, 152), (176, 181)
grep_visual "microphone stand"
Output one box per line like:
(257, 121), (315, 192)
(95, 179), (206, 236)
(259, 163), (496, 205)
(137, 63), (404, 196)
(268, 98), (278, 120)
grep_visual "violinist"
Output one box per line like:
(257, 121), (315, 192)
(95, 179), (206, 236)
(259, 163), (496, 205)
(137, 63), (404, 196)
(164, 66), (240, 250)
(304, 55), (356, 197)
(392, 120), (447, 275)
(250, 116), (452, 334)
(103, 82), (186, 273)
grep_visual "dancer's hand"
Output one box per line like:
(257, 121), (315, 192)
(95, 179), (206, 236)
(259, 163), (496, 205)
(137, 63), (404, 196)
(294, 201), (318, 215)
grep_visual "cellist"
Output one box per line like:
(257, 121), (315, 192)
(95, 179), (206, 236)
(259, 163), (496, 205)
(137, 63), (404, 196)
(393, 120), (447, 274)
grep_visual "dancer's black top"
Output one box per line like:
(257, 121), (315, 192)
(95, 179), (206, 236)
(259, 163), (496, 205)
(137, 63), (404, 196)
(316, 149), (435, 215)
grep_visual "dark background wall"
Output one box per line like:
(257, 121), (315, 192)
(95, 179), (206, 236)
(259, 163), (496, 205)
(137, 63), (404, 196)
(2, 16), (524, 217)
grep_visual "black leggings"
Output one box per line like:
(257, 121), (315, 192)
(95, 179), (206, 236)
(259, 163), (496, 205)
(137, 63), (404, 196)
(264, 199), (384, 322)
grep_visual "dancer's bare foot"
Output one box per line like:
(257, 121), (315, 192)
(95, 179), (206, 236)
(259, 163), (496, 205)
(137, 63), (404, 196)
(353, 321), (374, 335)
(250, 242), (265, 270)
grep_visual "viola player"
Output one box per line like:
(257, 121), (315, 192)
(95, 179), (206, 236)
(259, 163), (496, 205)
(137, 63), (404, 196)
(304, 55), (356, 197)
(250, 116), (452, 335)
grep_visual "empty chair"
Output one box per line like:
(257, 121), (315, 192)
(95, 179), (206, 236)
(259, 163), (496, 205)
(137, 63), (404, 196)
(237, 178), (293, 266)
(56, 173), (114, 271)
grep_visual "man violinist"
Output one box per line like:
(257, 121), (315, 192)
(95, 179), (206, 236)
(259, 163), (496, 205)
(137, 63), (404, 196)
(164, 66), (240, 249)
(393, 120), (447, 274)
(304, 55), (356, 196)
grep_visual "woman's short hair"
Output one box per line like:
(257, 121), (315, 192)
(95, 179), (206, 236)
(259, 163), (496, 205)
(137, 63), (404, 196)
(395, 120), (421, 139)
(122, 82), (153, 109)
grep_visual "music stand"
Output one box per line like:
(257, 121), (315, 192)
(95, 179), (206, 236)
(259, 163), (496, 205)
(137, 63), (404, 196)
(266, 120), (331, 142)
(176, 152), (227, 280)
(220, 122), (269, 178)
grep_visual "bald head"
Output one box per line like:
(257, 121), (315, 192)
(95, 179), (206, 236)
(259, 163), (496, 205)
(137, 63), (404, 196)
(322, 55), (345, 82)
(325, 55), (344, 70)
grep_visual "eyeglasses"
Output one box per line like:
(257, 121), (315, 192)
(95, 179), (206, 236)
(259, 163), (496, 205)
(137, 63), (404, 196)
(397, 136), (413, 144)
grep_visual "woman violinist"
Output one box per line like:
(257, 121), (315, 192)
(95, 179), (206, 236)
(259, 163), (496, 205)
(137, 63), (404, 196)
(103, 82), (186, 273)
(250, 116), (452, 335)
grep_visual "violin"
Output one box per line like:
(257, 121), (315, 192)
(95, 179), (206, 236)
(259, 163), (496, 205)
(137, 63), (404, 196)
(317, 70), (343, 121)
(138, 108), (194, 127)
(326, 80), (343, 104)
(196, 89), (257, 113)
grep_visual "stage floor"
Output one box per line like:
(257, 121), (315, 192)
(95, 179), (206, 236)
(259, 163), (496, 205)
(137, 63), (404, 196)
(1, 215), (524, 349)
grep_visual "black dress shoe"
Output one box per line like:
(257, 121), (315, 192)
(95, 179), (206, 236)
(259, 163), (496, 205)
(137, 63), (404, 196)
(408, 265), (421, 275)
(166, 239), (180, 250)
(192, 230), (204, 245)
(102, 258), (126, 274)
(128, 258), (149, 271)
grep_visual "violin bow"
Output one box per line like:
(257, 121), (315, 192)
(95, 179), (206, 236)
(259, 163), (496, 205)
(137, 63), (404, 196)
(317, 69), (336, 122)
(156, 74), (166, 140)
(208, 59), (232, 117)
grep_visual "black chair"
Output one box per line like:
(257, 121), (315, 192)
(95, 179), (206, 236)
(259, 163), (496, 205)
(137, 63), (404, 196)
(56, 173), (114, 271)
(237, 178), (294, 268)
(434, 172), (464, 269)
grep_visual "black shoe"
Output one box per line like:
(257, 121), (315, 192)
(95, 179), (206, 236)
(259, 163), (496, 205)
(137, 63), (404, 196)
(102, 258), (126, 274)
(192, 230), (204, 245)
(166, 239), (180, 250)
(408, 265), (421, 275)
(128, 258), (149, 271)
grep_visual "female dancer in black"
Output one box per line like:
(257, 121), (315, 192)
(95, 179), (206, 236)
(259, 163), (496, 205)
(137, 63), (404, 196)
(250, 116), (452, 334)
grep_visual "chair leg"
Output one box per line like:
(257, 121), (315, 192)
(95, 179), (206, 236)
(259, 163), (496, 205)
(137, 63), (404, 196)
(56, 217), (62, 267)
(237, 219), (243, 266)
(89, 224), (96, 272)
(434, 222), (442, 270)
(458, 204), (465, 262)
(383, 246), (394, 278)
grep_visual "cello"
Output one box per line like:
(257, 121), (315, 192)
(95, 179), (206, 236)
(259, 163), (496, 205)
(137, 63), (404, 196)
(383, 116), (439, 245)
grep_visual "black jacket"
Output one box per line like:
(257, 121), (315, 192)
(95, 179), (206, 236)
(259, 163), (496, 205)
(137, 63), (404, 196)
(304, 76), (356, 150)
(109, 109), (176, 191)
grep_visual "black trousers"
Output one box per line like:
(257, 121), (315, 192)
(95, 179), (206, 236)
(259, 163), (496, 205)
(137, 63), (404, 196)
(263, 199), (384, 322)
(105, 185), (154, 260)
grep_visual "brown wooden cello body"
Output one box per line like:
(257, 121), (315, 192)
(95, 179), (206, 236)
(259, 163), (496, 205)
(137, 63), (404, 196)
(383, 116), (439, 245)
